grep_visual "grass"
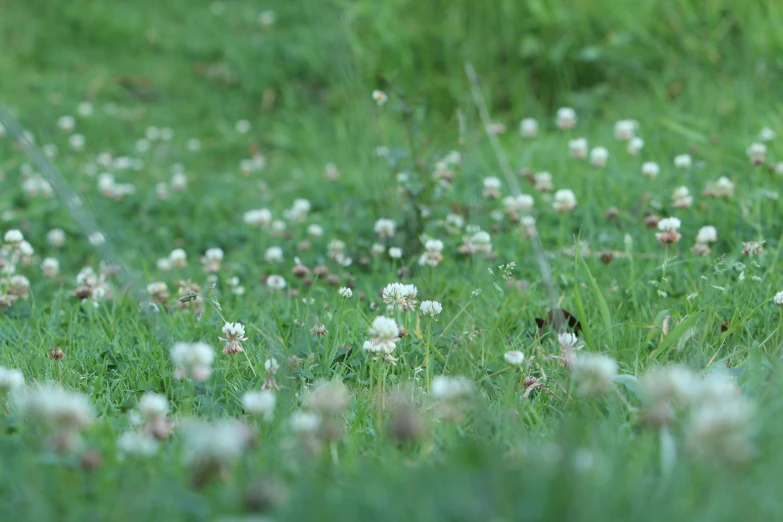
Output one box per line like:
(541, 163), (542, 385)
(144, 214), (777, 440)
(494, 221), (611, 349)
(2, 0), (783, 520)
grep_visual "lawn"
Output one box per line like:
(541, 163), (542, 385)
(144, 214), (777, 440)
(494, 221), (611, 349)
(2, 1), (783, 520)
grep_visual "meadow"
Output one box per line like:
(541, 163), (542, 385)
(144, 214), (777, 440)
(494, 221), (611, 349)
(2, 1), (783, 520)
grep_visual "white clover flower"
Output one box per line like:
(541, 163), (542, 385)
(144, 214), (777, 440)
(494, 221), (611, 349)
(557, 333), (581, 351)
(181, 419), (254, 464)
(774, 291), (783, 307)
(672, 186), (693, 208)
(431, 375), (474, 401)
(445, 213), (464, 230)
(264, 246), (284, 263)
(503, 194), (534, 213)
(4, 229), (23, 245)
(40, 258), (59, 278)
(117, 431), (159, 457)
(534, 171), (554, 192)
(338, 287), (352, 298)
(614, 119), (637, 140)
(372, 90), (388, 106)
(305, 379), (350, 416)
(556, 107), (577, 129)
(137, 392), (169, 423)
(381, 283), (418, 310)
(504, 350), (525, 366)
(657, 217), (681, 232)
(388, 247), (402, 259)
(77, 102), (93, 117)
(420, 300), (443, 318)
(170, 172), (187, 191)
(170, 342), (215, 381)
(242, 390), (276, 421)
(243, 208), (272, 227)
(696, 226), (717, 244)
(674, 154), (692, 169)
(290, 411), (322, 434)
(568, 138), (588, 158)
(520, 118), (538, 137)
(747, 142), (767, 164)
(14, 384), (95, 444)
(572, 353), (618, 395)
(553, 189), (577, 212)
(264, 358), (280, 374)
(235, 119), (251, 134)
(266, 275), (286, 290)
(642, 161), (660, 178)
(0, 367), (24, 391)
(469, 231), (492, 254)
(307, 224), (324, 238)
(589, 146), (609, 167)
(365, 316), (400, 355)
(627, 137), (644, 155)
(156, 258), (172, 271)
(759, 127), (776, 141)
(374, 218), (396, 238)
(713, 176), (734, 197)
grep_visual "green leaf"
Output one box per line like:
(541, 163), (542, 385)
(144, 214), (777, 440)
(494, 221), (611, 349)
(648, 312), (702, 361)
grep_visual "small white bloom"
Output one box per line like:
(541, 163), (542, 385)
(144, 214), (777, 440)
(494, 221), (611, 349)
(264, 246), (284, 263)
(117, 431), (159, 457)
(170, 342), (214, 381)
(266, 275), (286, 290)
(264, 358), (280, 373)
(774, 291), (783, 307)
(242, 390), (276, 421)
(572, 353), (618, 395)
(657, 217), (682, 232)
(431, 375), (473, 401)
(556, 107), (577, 129)
(420, 300), (443, 318)
(504, 350), (525, 366)
(374, 218), (396, 238)
(627, 137), (644, 155)
(0, 367), (24, 390)
(338, 287), (353, 298)
(553, 189), (577, 212)
(759, 127), (776, 141)
(41, 257), (60, 278)
(520, 118), (538, 137)
(642, 161), (660, 178)
(138, 392), (169, 421)
(372, 90), (388, 106)
(290, 410), (322, 434)
(747, 142), (767, 164)
(589, 147), (609, 167)
(614, 119), (637, 140)
(674, 154), (692, 169)
(568, 138), (588, 158)
(4, 229), (23, 245)
(388, 247), (402, 259)
(696, 226), (717, 244)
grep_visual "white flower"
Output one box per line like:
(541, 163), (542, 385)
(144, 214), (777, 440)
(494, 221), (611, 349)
(381, 283), (418, 310)
(156, 257), (172, 271)
(41, 257), (60, 278)
(242, 390), (276, 421)
(138, 392), (169, 422)
(568, 138), (588, 158)
(469, 231), (492, 254)
(503, 194), (534, 213)
(747, 142), (767, 164)
(243, 208), (272, 226)
(672, 186), (693, 208)
(338, 287), (353, 298)
(388, 247), (402, 259)
(674, 154), (692, 169)
(657, 217), (681, 232)
(264, 358), (280, 373)
(483, 177), (502, 189)
(572, 353), (618, 395)
(181, 419), (254, 464)
(170, 172), (187, 191)
(365, 316), (400, 355)
(374, 218), (396, 238)
(117, 431), (158, 456)
(759, 127), (776, 141)
(520, 118), (538, 137)
(290, 411), (322, 434)
(170, 342), (215, 381)
(166, 249), (186, 270)
(553, 189), (577, 212)
(264, 246), (284, 263)
(420, 300), (443, 318)
(235, 119), (251, 134)
(431, 375), (473, 401)
(614, 119), (637, 140)
(4, 229), (23, 245)
(307, 224), (324, 238)
(504, 350), (525, 366)
(14, 384), (95, 437)
(77, 102), (93, 117)
(642, 162), (660, 178)
(557, 333), (581, 350)
(258, 9), (276, 27)
(589, 147), (609, 167)
(266, 275), (286, 290)
(774, 291), (783, 306)
(556, 107), (577, 129)
(305, 379), (350, 416)
(696, 226), (717, 244)
(0, 367), (24, 390)
(713, 176), (734, 197)
(372, 90), (388, 106)
(627, 137), (644, 155)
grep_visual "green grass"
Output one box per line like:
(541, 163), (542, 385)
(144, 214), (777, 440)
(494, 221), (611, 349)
(2, 0), (783, 520)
